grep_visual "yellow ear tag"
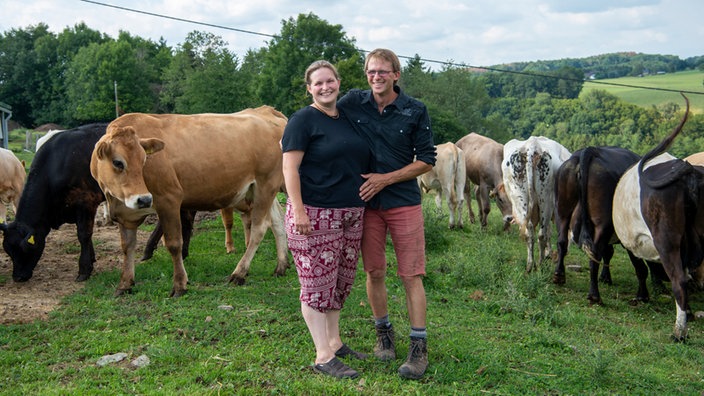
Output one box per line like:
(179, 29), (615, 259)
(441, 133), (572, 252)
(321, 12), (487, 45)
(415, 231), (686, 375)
(28, 235), (35, 245)
(145, 147), (155, 155)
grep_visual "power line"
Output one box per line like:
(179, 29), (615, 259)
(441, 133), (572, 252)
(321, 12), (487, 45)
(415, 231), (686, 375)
(79, 0), (704, 96)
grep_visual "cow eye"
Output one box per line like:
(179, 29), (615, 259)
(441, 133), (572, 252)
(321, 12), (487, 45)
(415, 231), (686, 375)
(112, 159), (125, 171)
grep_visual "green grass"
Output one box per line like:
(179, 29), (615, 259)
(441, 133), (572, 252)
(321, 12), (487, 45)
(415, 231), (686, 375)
(2, 197), (704, 395)
(581, 70), (704, 114)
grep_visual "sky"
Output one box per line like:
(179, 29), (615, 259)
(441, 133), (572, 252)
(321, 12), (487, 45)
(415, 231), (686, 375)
(3, 0), (703, 69)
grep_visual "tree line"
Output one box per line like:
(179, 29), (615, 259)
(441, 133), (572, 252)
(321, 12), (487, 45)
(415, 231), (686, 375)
(1, 12), (703, 157)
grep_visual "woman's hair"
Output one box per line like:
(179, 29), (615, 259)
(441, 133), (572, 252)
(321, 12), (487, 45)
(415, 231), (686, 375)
(304, 60), (340, 85)
(364, 48), (401, 73)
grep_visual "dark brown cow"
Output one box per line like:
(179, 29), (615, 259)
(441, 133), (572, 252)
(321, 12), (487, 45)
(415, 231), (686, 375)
(455, 133), (513, 230)
(613, 97), (700, 341)
(90, 106), (289, 297)
(553, 146), (654, 304)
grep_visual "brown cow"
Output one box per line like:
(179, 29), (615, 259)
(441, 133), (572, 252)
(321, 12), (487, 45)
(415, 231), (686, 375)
(455, 133), (513, 230)
(613, 97), (700, 340)
(553, 146), (656, 304)
(90, 106), (289, 297)
(0, 147), (25, 223)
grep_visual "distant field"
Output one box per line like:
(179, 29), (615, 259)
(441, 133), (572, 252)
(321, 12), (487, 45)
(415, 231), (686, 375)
(580, 70), (704, 114)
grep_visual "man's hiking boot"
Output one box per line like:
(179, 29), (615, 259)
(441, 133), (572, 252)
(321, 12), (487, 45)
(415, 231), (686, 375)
(374, 323), (396, 361)
(398, 336), (428, 380)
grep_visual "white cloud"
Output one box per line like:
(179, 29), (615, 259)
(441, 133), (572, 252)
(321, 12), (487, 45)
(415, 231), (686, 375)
(2, 0), (701, 68)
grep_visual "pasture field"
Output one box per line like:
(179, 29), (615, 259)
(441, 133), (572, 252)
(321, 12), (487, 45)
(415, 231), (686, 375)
(581, 70), (704, 114)
(1, 194), (704, 395)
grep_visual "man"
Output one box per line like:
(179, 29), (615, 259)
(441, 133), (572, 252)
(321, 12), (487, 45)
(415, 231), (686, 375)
(338, 48), (436, 380)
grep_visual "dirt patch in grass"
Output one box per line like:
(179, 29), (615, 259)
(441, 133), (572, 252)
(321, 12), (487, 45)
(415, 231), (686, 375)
(0, 222), (151, 324)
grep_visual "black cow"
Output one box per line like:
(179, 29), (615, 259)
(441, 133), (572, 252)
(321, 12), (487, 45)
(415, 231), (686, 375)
(0, 123), (193, 283)
(552, 146), (664, 304)
(613, 96), (701, 341)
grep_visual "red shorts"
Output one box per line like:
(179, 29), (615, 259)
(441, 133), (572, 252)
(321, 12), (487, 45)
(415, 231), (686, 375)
(285, 201), (364, 312)
(361, 205), (426, 277)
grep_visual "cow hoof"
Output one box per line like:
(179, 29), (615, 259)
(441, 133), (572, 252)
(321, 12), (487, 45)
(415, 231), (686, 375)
(587, 296), (603, 306)
(671, 334), (688, 343)
(114, 288), (133, 297)
(12, 275), (31, 283)
(75, 274), (91, 282)
(552, 274), (566, 285)
(140, 253), (154, 262)
(170, 288), (188, 298)
(228, 275), (246, 286)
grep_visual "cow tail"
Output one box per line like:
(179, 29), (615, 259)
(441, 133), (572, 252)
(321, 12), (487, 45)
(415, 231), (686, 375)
(577, 147), (597, 257)
(638, 93), (689, 176)
(526, 148), (535, 229)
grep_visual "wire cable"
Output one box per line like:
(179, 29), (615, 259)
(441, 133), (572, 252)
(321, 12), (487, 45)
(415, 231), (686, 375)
(78, 0), (704, 96)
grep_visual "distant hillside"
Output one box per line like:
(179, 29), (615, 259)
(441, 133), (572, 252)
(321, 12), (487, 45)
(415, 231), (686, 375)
(580, 70), (704, 114)
(496, 52), (704, 79)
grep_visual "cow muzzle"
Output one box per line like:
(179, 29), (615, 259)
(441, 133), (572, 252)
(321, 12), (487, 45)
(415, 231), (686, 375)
(126, 194), (153, 210)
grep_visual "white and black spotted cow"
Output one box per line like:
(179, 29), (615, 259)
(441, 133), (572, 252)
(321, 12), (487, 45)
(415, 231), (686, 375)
(502, 136), (571, 272)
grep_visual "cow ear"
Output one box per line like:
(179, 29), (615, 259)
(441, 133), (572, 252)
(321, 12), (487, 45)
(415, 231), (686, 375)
(95, 140), (110, 160)
(0, 223), (6, 232)
(20, 233), (37, 252)
(140, 138), (165, 156)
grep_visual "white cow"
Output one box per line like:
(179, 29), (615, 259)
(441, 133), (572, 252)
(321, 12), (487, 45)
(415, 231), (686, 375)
(0, 148), (26, 223)
(502, 136), (571, 272)
(418, 142), (466, 229)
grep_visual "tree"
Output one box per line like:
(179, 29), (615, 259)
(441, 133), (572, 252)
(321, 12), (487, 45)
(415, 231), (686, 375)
(64, 38), (157, 124)
(256, 13), (363, 115)
(161, 31), (249, 114)
(33, 23), (110, 125)
(0, 24), (54, 127)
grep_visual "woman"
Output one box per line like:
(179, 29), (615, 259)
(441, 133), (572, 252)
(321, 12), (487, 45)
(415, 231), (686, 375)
(281, 60), (372, 379)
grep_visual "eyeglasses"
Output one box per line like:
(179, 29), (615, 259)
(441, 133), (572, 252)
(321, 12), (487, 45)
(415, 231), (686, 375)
(365, 70), (393, 77)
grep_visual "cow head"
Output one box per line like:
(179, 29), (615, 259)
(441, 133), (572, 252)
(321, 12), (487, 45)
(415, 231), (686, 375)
(0, 222), (46, 282)
(491, 183), (514, 230)
(90, 125), (164, 210)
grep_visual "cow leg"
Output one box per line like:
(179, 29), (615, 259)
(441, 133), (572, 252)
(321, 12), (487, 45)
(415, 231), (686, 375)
(75, 208), (97, 282)
(228, 196), (274, 285)
(657, 250), (690, 341)
(478, 184), (490, 229)
(627, 251), (650, 304)
(116, 224), (138, 296)
(141, 210), (195, 261)
(444, 186), (457, 229)
(525, 225), (536, 272)
(646, 260), (669, 296)
(141, 221), (163, 261)
(464, 182), (476, 224)
(179, 210), (195, 260)
(598, 245), (614, 285)
(553, 204), (572, 285)
(587, 258), (603, 305)
(157, 209), (189, 297)
(268, 200), (290, 276)
(221, 208), (235, 253)
(537, 221), (552, 266)
(241, 211), (252, 247)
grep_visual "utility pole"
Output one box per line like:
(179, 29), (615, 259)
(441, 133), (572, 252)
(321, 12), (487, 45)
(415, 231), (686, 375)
(114, 80), (119, 119)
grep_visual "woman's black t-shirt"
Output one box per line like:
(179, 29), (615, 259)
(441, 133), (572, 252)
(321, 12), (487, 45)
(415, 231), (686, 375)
(281, 105), (372, 208)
